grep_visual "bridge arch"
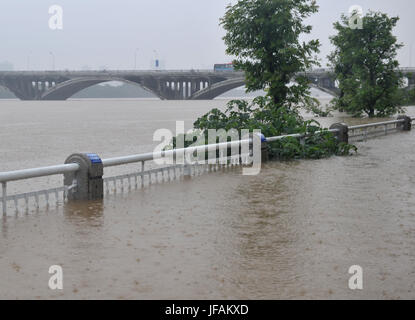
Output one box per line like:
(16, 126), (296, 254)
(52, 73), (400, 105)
(190, 77), (340, 100)
(190, 78), (246, 100)
(0, 82), (19, 99)
(41, 77), (163, 100)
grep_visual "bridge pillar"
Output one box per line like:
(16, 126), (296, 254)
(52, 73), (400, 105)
(330, 123), (349, 144)
(169, 81), (177, 99)
(185, 81), (189, 99)
(166, 81), (174, 100)
(64, 153), (104, 201)
(191, 81), (198, 95)
(158, 81), (165, 99)
(397, 115), (412, 131)
(26, 80), (35, 100)
(176, 81), (181, 99)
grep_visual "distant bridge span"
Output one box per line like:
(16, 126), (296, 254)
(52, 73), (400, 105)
(0, 69), (414, 101)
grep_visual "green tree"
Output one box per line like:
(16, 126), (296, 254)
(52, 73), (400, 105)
(170, 0), (357, 160)
(221, 0), (321, 108)
(329, 11), (404, 117)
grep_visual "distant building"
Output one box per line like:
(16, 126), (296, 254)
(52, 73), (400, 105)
(0, 61), (14, 71)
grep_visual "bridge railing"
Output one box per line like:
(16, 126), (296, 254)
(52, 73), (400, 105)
(0, 69), (243, 76)
(1, 117), (414, 216)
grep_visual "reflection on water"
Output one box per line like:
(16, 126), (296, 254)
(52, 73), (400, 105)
(63, 200), (104, 228)
(0, 99), (414, 299)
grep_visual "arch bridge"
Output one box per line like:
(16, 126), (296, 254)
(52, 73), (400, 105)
(1, 69), (414, 101)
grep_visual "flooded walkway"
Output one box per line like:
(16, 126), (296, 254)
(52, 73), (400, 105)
(0, 100), (414, 299)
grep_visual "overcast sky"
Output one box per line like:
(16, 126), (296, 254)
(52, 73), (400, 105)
(0, 0), (414, 70)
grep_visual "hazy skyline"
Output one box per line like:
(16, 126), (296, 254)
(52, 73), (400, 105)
(0, 0), (414, 70)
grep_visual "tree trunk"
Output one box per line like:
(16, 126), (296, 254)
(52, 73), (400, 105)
(368, 107), (375, 118)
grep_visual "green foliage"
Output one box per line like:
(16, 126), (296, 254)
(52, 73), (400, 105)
(269, 133), (357, 160)
(221, 0), (321, 110)
(190, 97), (357, 160)
(329, 11), (405, 117)
(308, 103), (334, 118)
(171, 0), (357, 160)
(194, 97), (304, 138)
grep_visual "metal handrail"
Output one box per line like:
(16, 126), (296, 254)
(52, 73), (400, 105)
(348, 119), (404, 130)
(0, 117), (413, 215)
(0, 140), (252, 183)
(0, 163), (79, 184)
(102, 139), (251, 168)
(266, 129), (339, 143)
(0, 118), (410, 183)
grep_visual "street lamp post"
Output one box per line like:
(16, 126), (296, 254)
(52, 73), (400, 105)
(49, 51), (55, 71)
(153, 50), (159, 69)
(27, 52), (31, 71)
(134, 48), (139, 70)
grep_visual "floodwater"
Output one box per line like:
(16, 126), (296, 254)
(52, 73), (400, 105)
(0, 96), (414, 299)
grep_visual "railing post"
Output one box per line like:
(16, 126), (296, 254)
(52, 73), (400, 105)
(397, 115), (412, 131)
(64, 153), (104, 201)
(261, 136), (269, 163)
(140, 161), (145, 188)
(2, 182), (6, 216)
(330, 123), (349, 143)
(183, 164), (192, 179)
(250, 133), (268, 163)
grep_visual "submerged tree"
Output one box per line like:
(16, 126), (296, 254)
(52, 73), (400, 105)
(329, 11), (404, 117)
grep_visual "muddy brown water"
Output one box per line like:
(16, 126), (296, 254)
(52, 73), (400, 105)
(0, 98), (414, 299)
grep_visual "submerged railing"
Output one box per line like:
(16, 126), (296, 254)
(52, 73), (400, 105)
(0, 138), (256, 215)
(348, 119), (413, 140)
(1, 116), (413, 216)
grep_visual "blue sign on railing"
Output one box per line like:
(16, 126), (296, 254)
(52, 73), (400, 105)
(86, 153), (102, 164)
